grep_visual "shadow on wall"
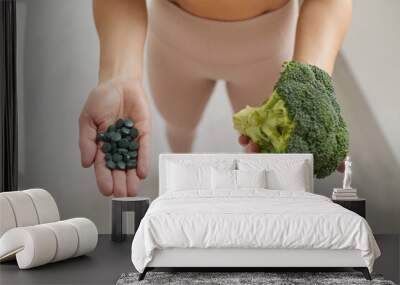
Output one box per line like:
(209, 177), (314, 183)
(315, 53), (400, 234)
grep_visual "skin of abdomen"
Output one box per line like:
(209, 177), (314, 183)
(170, 0), (290, 21)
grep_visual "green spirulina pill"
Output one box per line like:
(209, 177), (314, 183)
(126, 160), (137, 169)
(112, 153), (123, 162)
(110, 132), (121, 142)
(128, 151), (138, 158)
(107, 125), (116, 133)
(115, 119), (125, 129)
(118, 138), (129, 148)
(101, 143), (112, 153)
(124, 119), (134, 128)
(117, 148), (128, 154)
(106, 160), (116, 170)
(98, 119), (140, 171)
(128, 141), (139, 150)
(111, 142), (118, 152)
(116, 161), (126, 170)
(120, 127), (131, 136)
(96, 133), (105, 142)
(122, 153), (130, 161)
(130, 128), (139, 138)
(103, 133), (111, 142)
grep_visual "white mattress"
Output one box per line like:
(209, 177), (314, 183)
(131, 190), (380, 273)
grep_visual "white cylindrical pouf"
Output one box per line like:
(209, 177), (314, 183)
(0, 192), (39, 227)
(0, 196), (17, 237)
(0, 226), (57, 269)
(65, 218), (98, 257)
(23, 189), (60, 223)
(0, 219), (98, 269)
(42, 221), (79, 262)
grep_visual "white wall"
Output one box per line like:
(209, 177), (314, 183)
(17, 0), (399, 233)
(337, 0), (400, 233)
(341, 0), (400, 162)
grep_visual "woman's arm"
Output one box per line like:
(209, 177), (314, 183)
(293, 0), (352, 75)
(79, 1), (150, 197)
(93, 0), (147, 82)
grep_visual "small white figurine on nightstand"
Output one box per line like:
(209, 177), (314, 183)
(343, 156), (352, 189)
(332, 156), (358, 200)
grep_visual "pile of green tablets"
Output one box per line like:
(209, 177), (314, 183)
(97, 119), (139, 170)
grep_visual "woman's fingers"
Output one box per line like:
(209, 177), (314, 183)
(94, 149), (139, 197)
(239, 134), (260, 153)
(136, 131), (150, 179)
(94, 150), (113, 196)
(112, 170), (127, 197)
(127, 170), (140, 197)
(238, 135), (250, 146)
(245, 141), (260, 153)
(79, 115), (98, 168)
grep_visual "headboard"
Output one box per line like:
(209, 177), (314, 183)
(159, 153), (314, 195)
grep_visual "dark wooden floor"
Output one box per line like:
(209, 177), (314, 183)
(0, 235), (398, 285)
(0, 235), (133, 285)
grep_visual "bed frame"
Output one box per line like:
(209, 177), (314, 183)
(139, 153), (371, 281)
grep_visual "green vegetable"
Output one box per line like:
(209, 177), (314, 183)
(233, 61), (349, 178)
(97, 118), (139, 171)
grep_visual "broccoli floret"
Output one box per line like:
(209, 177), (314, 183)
(233, 61), (349, 178)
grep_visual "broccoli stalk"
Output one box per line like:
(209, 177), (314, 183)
(233, 61), (349, 178)
(233, 91), (295, 153)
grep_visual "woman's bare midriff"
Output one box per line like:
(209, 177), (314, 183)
(170, 0), (291, 21)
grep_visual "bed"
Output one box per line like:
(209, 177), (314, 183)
(131, 153), (380, 280)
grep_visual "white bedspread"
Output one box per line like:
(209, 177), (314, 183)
(131, 190), (380, 272)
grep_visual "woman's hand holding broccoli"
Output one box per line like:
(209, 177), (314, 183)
(79, 79), (151, 197)
(235, 61), (348, 178)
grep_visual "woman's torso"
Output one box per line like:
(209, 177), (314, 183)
(170, 0), (291, 21)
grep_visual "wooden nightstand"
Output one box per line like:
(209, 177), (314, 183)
(332, 198), (366, 218)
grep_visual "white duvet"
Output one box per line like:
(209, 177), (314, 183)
(131, 190), (380, 273)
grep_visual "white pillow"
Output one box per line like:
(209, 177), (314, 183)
(237, 159), (308, 191)
(266, 164), (306, 191)
(211, 168), (236, 190)
(167, 162), (212, 191)
(236, 169), (267, 189)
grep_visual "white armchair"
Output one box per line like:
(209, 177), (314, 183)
(0, 189), (97, 269)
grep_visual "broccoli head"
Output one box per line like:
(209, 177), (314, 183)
(233, 61), (349, 178)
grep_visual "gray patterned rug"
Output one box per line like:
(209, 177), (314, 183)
(116, 272), (396, 285)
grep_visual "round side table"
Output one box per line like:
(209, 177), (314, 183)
(112, 197), (150, 242)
